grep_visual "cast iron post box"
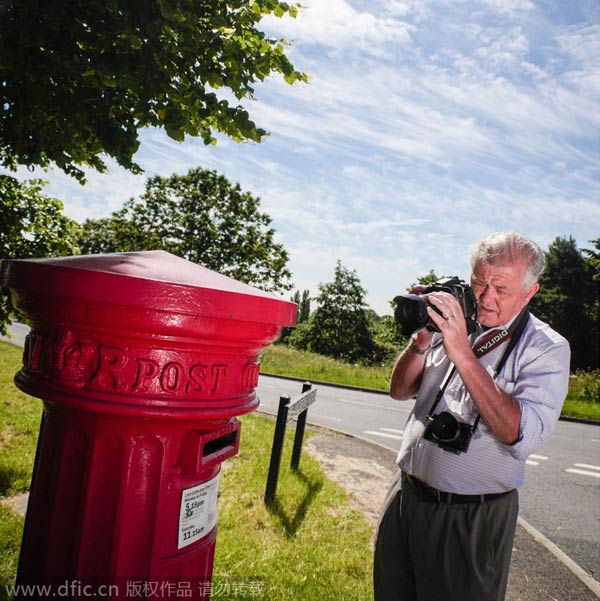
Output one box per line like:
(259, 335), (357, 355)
(0, 251), (297, 599)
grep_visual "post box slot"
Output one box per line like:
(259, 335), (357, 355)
(203, 431), (238, 458)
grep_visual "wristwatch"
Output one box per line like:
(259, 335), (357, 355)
(409, 333), (431, 355)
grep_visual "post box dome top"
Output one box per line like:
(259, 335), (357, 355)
(1, 250), (297, 326)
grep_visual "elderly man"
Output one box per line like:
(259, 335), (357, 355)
(374, 232), (570, 601)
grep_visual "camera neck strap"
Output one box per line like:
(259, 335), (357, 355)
(427, 307), (530, 425)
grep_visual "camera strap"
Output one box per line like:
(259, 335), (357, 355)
(427, 308), (531, 430)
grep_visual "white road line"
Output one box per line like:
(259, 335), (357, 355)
(310, 414), (342, 423)
(337, 398), (411, 413)
(526, 454), (548, 466)
(574, 463), (600, 471)
(381, 428), (404, 434)
(565, 468), (600, 479)
(364, 430), (403, 440)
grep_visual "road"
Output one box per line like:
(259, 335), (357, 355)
(256, 374), (600, 579)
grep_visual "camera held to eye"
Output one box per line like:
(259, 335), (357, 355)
(393, 276), (478, 337)
(423, 411), (477, 454)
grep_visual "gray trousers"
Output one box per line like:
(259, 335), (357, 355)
(373, 473), (519, 601)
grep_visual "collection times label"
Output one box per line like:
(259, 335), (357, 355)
(178, 473), (220, 549)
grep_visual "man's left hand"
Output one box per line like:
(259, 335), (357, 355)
(426, 292), (472, 365)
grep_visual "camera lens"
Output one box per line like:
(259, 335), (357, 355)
(393, 294), (430, 336)
(430, 411), (460, 441)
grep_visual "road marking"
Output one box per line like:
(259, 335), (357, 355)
(526, 454), (548, 466)
(336, 398), (411, 413)
(310, 414), (342, 423)
(381, 428), (404, 434)
(566, 464), (600, 479)
(565, 468), (600, 479)
(574, 463), (600, 471)
(364, 430), (404, 440)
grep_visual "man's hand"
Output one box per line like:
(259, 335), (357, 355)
(426, 292), (472, 366)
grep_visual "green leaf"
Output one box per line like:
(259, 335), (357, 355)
(165, 124), (185, 142)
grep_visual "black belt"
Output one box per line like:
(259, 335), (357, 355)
(404, 474), (513, 505)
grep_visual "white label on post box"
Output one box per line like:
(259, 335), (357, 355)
(178, 472), (220, 549)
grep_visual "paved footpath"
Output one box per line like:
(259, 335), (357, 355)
(304, 424), (600, 601)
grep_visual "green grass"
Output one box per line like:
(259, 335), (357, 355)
(0, 506), (23, 591)
(261, 344), (600, 421)
(213, 414), (373, 600)
(260, 344), (390, 391)
(563, 371), (600, 420)
(0, 341), (373, 599)
(0, 343), (43, 497)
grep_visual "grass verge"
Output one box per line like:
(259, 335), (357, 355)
(260, 344), (390, 391)
(0, 341), (373, 598)
(213, 414), (373, 599)
(0, 343), (42, 497)
(261, 344), (600, 421)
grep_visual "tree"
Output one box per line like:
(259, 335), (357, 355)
(582, 238), (599, 369)
(298, 289), (311, 323)
(0, 1), (308, 183)
(529, 236), (598, 371)
(414, 269), (441, 288)
(583, 238), (600, 281)
(370, 314), (408, 366)
(78, 167), (291, 292)
(0, 175), (81, 334)
(301, 261), (375, 363)
(279, 288), (310, 343)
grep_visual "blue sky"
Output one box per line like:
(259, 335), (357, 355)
(12, 0), (600, 315)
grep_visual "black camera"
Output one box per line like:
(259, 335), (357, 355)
(393, 276), (478, 337)
(423, 411), (478, 454)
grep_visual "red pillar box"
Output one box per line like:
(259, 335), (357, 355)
(0, 251), (296, 599)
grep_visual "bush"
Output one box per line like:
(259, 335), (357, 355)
(568, 370), (600, 403)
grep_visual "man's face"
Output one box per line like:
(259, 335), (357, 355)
(470, 261), (539, 327)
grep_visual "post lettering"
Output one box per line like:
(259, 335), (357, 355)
(89, 345), (127, 391)
(132, 357), (160, 392)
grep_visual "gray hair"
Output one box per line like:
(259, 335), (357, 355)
(469, 232), (545, 290)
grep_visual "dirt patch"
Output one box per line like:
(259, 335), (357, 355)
(305, 430), (399, 528)
(0, 491), (28, 516)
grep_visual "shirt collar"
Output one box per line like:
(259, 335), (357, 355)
(474, 312), (520, 340)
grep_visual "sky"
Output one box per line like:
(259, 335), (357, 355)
(9, 0), (600, 315)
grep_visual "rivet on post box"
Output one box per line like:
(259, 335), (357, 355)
(0, 251), (297, 599)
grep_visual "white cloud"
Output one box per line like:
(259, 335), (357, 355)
(4, 163), (146, 222)
(265, 0), (415, 57)
(474, 26), (530, 66)
(556, 23), (600, 96)
(478, 0), (534, 17)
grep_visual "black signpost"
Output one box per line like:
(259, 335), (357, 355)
(264, 382), (317, 505)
